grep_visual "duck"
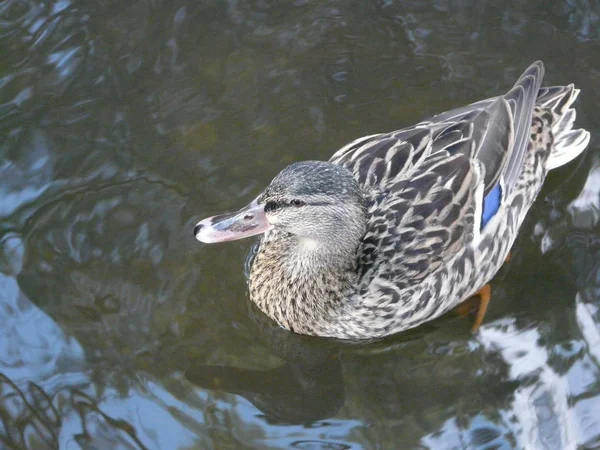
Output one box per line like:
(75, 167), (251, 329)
(194, 61), (590, 340)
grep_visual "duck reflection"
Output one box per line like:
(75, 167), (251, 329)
(177, 302), (518, 431)
(184, 313), (344, 426)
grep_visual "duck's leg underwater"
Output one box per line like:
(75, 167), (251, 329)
(469, 284), (491, 332)
(454, 284), (492, 332)
(453, 249), (514, 331)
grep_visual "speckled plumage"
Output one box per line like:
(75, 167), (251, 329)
(213, 62), (590, 339)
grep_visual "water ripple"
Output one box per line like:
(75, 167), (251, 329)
(0, 0), (599, 448)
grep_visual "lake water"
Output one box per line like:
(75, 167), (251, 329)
(1, 0), (599, 449)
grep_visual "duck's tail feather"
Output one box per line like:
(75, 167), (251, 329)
(502, 61), (545, 192)
(537, 85), (591, 170)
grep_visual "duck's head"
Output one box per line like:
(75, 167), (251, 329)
(195, 161), (367, 254)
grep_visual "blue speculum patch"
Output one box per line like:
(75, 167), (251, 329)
(482, 183), (502, 228)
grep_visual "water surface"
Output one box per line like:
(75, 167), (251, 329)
(1, 0), (600, 448)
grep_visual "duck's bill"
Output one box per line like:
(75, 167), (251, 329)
(194, 199), (273, 243)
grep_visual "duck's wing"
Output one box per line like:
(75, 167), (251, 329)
(422, 61), (545, 196)
(354, 150), (478, 287)
(330, 62), (545, 285)
(331, 62), (544, 198)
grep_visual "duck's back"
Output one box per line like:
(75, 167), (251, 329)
(327, 62), (590, 338)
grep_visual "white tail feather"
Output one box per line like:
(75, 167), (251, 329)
(545, 86), (590, 170)
(552, 108), (575, 136)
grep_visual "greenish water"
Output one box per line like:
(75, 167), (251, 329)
(1, 0), (599, 448)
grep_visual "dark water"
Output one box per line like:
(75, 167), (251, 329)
(1, 0), (599, 448)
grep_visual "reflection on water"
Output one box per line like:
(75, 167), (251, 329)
(0, 0), (599, 448)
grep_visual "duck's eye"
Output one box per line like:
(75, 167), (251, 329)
(290, 199), (305, 207)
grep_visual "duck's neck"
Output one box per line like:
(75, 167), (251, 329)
(248, 231), (360, 335)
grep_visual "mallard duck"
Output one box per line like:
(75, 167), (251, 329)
(194, 61), (590, 340)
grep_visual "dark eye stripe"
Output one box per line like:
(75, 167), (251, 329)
(264, 200), (329, 211)
(264, 201), (280, 213)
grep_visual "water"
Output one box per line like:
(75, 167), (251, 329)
(1, 0), (599, 448)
